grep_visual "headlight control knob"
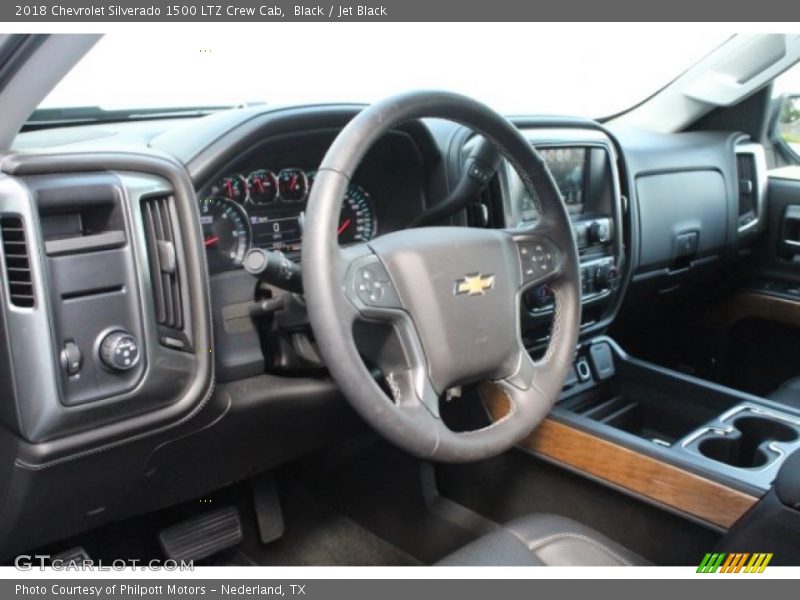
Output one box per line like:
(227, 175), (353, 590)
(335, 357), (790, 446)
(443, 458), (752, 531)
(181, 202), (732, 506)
(99, 331), (140, 372)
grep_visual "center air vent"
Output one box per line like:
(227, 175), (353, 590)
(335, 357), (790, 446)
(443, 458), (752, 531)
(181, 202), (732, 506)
(1, 216), (35, 307)
(141, 196), (183, 332)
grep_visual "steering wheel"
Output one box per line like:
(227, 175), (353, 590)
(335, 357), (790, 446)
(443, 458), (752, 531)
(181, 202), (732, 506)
(302, 91), (581, 462)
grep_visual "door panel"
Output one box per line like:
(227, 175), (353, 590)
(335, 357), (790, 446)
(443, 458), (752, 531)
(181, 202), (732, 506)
(757, 173), (800, 284)
(714, 173), (800, 396)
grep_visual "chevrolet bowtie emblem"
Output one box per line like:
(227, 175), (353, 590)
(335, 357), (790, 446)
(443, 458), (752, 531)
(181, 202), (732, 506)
(455, 273), (496, 296)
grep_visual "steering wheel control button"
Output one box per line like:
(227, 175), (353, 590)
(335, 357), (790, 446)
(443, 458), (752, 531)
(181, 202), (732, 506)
(518, 241), (558, 282)
(99, 331), (141, 372)
(60, 341), (82, 376)
(349, 260), (401, 309)
(356, 267), (387, 304)
(359, 267), (376, 283)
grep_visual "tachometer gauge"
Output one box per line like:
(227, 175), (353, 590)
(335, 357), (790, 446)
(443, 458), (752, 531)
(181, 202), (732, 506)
(277, 168), (309, 203)
(337, 183), (377, 245)
(199, 196), (252, 271)
(247, 169), (278, 205)
(212, 174), (248, 202)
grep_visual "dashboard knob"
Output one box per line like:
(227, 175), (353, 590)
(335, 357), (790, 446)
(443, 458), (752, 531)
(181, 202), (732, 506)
(588, 220), (611, 244)
(99, 331), (140, 372)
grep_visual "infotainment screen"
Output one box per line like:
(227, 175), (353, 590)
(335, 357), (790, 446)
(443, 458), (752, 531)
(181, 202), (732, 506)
(518, 146), (588, 222)
(541, 147), (587, 209)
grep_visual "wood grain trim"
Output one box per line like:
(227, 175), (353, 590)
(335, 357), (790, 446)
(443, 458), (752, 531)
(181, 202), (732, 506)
(482, 386), (759, 529)
(709, 292), (800, 330)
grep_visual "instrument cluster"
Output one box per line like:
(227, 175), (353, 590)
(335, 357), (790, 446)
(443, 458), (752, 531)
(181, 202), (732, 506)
(200, 167), (377, 272)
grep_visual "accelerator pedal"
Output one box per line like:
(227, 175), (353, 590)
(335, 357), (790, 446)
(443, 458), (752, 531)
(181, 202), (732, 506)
(158, 506), (243, 561)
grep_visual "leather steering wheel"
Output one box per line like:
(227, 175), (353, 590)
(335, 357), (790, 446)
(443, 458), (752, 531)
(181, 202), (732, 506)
(302, 91), (581, 462)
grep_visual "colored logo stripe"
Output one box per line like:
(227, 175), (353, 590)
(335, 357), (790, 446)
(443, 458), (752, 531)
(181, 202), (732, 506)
(745, 553), (773, 573)
(697, 552), (773, 573)
(697, 553), (726, 573)
(720, 553), (749, 573)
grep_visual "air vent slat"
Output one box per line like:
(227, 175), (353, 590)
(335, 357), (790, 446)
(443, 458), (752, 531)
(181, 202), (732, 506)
(5, 258), (30, 270)
(0, 216), (35, 308)
(3, 241), (27, 252)
(8, 283), (33, 298)
(141, 196), (184, 332)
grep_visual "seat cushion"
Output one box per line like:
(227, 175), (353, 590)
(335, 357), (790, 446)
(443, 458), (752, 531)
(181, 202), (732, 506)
(437, 513), (648, 566)
(768, 377), (800, 409)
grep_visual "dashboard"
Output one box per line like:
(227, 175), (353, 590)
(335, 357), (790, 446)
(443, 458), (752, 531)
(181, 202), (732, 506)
(0, 102), (765, 559)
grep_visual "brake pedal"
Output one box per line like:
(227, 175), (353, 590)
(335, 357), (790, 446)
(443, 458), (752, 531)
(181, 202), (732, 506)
(158, 506), (243, 561)
(251, 473), (285, 544)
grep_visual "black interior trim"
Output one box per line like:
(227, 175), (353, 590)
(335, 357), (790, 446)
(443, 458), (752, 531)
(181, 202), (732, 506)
(0, 150), (214, 462)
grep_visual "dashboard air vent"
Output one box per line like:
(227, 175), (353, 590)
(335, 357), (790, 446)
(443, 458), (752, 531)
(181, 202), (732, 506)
(1, 216), (35, 307)
(141, 196), (183, 331)
(736, 153), (756, 218)
(734, 142), (766, 234)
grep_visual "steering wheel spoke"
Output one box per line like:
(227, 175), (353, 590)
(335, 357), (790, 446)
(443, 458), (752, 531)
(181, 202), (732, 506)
(382, 314), (442, 417)
(339, 243), (444, 417)
(498, 346), (540, 392)
(381, 346), (442, 418)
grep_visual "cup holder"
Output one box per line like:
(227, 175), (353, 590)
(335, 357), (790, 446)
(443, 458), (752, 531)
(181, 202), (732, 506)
(697, 415), (799, 469)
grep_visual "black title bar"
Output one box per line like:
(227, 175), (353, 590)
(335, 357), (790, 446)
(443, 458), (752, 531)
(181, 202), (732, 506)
(4, 0), (800, 21)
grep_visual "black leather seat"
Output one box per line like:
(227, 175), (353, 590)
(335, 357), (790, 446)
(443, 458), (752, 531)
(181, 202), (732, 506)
(768, 377), (800, 409)
(437, 514), (647, 566)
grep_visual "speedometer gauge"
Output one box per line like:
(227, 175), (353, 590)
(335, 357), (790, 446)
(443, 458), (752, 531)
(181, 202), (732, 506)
(337, 183), (377, 245)
(200, 196), (252, 271)
(307, 170), (378, 245)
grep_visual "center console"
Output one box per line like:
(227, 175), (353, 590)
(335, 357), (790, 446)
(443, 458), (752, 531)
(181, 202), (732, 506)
(553, 337), (800, 505)
(480, 334), (800, 532)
